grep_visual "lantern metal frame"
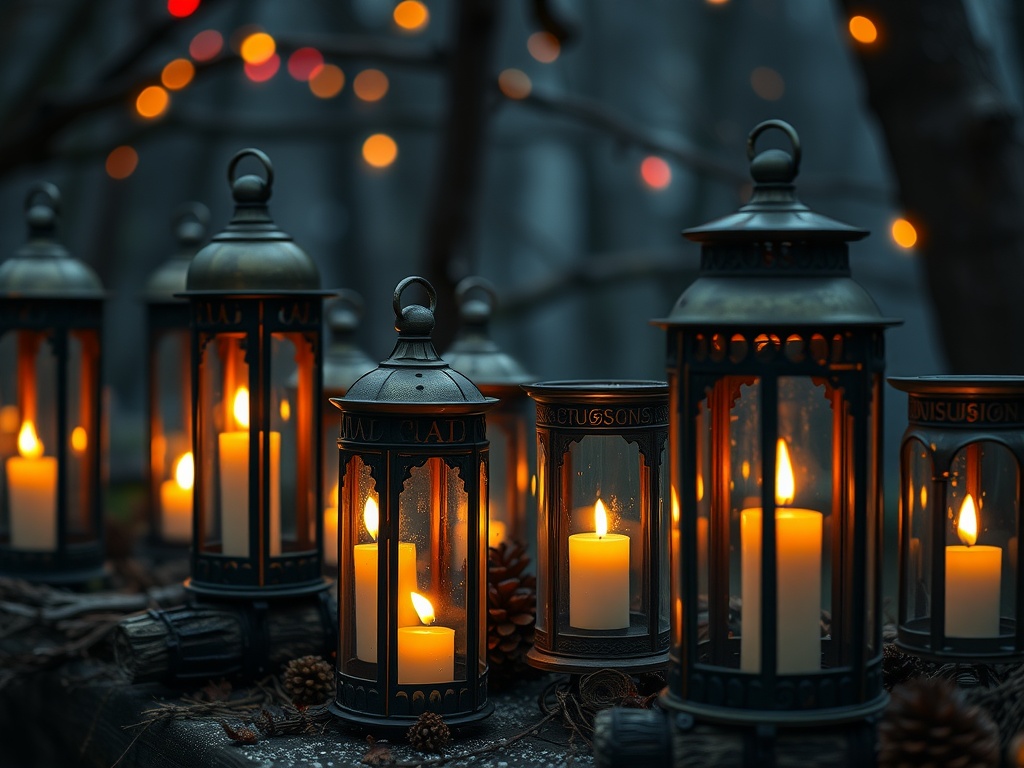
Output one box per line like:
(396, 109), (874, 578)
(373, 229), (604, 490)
(330, 277), (496, 730)
(0, 183), (106, 585)
(891, 376), (1024, 662)
(654, 120), (898, 726)
(524, 379), (670, 674)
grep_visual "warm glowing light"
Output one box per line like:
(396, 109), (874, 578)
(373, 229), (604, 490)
(161, 58), (195, 90)
(105, 146), (139, 180)
(71, 426), (87, 454)
(848, 15), (878, 45)
(279, 398), (291, 422)
(175, 452), (195, 491)
(309, 64), (344, 98)
(410, 592), (436, 625)
(891, 218), (918, 249)
(775, 438), (795, 506)
(245, 53), (280, 83)
(498, 68), (531, 99)
(233, 387), (249, 429)
(363, 495), (379, 540)
(750, 66), (785, 101)
(595, 498), (609, 538)
(527, 31), (560, 63)
(18, 421), (43, 459)
(136, 86), (170, 119)
(240, 32), (275, 65)
(920, 485), (928, 510)
(362, 133), (398, 168)
(671, 487), (680, 523)
(168, 0), (200, 18)
(393, 1), (429, 32)
(353, 69), (389, 102)
(287, 48), (324, 81)
(957, 494), (979, 547)
(189, 29), (223, 61)
(696, 474), (704, 503)
(741, 460), (751, 480)
(707, 0), (729, 4)
(0, 405), (18, 434)
(640, 156), (671, 190)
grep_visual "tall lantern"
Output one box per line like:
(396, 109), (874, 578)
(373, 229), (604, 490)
(145, 203), (208, 549)
(330, 276), (496, 729)
(443, 277), (534, 549)
(0, 183), (106, 584)
(524, 381), (670, 673)
(891, 376), (1024, 662)
(184, 149), (330, 599)
(655, 120), (898, 725)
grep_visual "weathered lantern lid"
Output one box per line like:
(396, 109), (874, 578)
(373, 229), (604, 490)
(655, 119), (899, 328)
(186, 148), (321, 292)
(145, 202), (209, 300)
(338, 276), (498, 412)
(442, 276), (534, 397)
(0, 183), (104, 298)
(322, 290), (376, 394)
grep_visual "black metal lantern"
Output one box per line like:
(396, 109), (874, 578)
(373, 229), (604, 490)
(654, 120), (898, 725)
(523, 380), (670, 673)
(443, 277), (534, 549)
(184, 148), (330, 599)
(891, 376), (1024, 661)
(330, 276), (496, 729)
(145, 203), (208, 548)
(0, 183), (106, 584)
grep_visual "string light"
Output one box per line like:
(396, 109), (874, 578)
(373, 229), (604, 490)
(393, 1), (429, 32)
(240, 32), (276, 65)
(167, 0), (200, 18)
(848, 16), (878, 45)
(106, 146), (139, 179)
(354, 69), (389, 102)
(527, 31), (560, 63)
(362, 134), (398, 168)
(136, 86), (170, 119)
(309, 64), (345, 98)
(640, 157), (671, 190)
(498, 69), (531, 99)
(891, 218), (918, 249)
(750, 66), (784, 101)
(189, 29), (223, 61)
(288, 48), (324, 81)
(244, 54), (280, 83)
(161, 58), (195, 90)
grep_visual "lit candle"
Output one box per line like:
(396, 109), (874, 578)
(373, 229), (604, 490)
(5, 420), (57, 550)
(397, 592), (455, 684)
(946, 494), (1001, 638)
(568, 499), (630, 630)
(488, 519), (506, 549)
(741, 438), (823, 674)
(160, 451), (194, 543)
(324, 482), (339, 568)
(218, 387), (280, 558)
(353, 495), (419, 661)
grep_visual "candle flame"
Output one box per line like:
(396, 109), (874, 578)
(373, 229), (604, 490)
(233, 387), (250, 429)
(279, 398), (291, 422)
(595, 498), (609, 537)
(71, 426), (88, 454)
(957, 493), (979, 547)
(671, 487), (680, 524)
(775, 438), (795, 506)
(410, 592), (435, 625)
(363, 495), (379, 541)
(174, 452), (194, 491)
(17, 420), (43, 459)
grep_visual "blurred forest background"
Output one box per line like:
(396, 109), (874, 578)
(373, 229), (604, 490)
(0, 0), (1018, 503)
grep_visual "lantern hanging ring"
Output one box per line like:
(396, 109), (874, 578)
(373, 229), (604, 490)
(393, 275), (437, 316)
(227, 147), (275, 197)
(455, 276), (498, 312)
(747, 119), (801, 173)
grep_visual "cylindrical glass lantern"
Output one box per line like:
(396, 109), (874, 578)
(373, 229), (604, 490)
(443, 277), (534, 549)
(655, 120), (899, 725)
(523, 380), (670, 673)
(184, 149), (330, 599)
(891, 376), (1024, 661)
(330, 277), (496, 729)
(145, 203), (208, 549)
(0, 183), (106, 584)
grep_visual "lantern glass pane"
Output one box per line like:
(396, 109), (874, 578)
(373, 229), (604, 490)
(340, 453), (377, 678)
(695, 395), (711, 613)
(903, 438), (932, 627)
(153, 328), (192, 544)
(536, 436), (548, 636)
(730, 377), (759, 671)
(659, 442), (670, 634)
(865, 374), (882, 654)
(65, 330), (99, 541)
(488, 417), (510, 546)
(479, 458), (488, 676)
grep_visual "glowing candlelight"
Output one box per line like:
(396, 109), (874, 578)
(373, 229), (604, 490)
(160, 451), (194, 543)
(568, 498), (630, 630)
(945, 494), (1001, 637)
(6, 420), (57, 550)
(397, 592), (454, 684)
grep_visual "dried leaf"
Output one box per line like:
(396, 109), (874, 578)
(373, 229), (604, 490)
(220, 721), (258, 744)
(362, 736), (394, 766)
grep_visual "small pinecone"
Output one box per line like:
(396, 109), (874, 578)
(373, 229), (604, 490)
(407, 711), (450, 753)
(487, 540), (538, 688)
(282, 655), (334, 706)
(879, 676), (1000, 768)
(882, 643), (927, 691)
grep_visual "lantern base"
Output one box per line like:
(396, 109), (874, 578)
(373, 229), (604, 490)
(526, 645), (669, 675)
(896, 618), (1024, 663)
(184, 576), (331, 600)
(0, 546), (108, 588)
(329, 699), (494, 734)
(659, 689), (888, 727)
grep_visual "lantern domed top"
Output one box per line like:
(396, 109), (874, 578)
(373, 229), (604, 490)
(341, 276), (497, 411)
(0, 183), (104, 297)
(186, 148), (320, 292)
(322, 290), (376, 394)
(145, 202), (209, 300)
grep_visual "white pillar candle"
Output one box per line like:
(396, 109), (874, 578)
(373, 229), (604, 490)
(568, 499), (630, 630)
(397, 592), (454, 684)
(946, 494), (1001, 638)
(159, 451), (193, 543)
(6, 420), (57, 551)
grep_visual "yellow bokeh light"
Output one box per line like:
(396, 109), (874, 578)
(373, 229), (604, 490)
(161, 58), (195, 90)
(70, 426), (88, 454)
(362, 133), (398, 169)
(240, 32), (275, 65)
(891, 218), (918, 249)
(848, 15), (878, 45)
(527, 31), (560, 64)
(498, 68), (531, 99)
(393, 0), (429, 32)
(353, 69), (389, 102)
(309, 64), (345, 98)
(279, 398), (291, 422)
(105, 146), (139, 180)
(136, 86), (170, 119)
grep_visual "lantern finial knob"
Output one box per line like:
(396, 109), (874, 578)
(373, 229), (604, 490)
(747, 119), (801, 184)
(173, 202), (209, 249)
(228, 148), (274, 205)
(327, 289), (364, 337)
(455, 276), (496, 326)
(393, 276), (437, 336)
(24, 182), (60, 238)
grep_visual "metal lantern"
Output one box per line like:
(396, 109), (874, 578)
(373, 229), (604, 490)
(184, 148), (330, 599)
(523, 380), (670, 673)
(654, 120), (898, 725)
(891, 376), (1024, 661)
(443, 277), (534, 549)
(145, 202), (208, 549)
(0, 183), (106, 584)
(330, 276), (496, 729)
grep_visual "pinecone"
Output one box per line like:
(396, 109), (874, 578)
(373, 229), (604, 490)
(407, 711), (450, 753)
(282, 655), (334, 706)
(487, 540), (538, 688)
(879, 676), (1000, 768)
(882, 643), (927, 691)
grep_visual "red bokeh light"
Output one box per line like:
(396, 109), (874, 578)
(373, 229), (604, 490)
(244, 53), (280, 83)
(168, 0), (200, 18)
(640, 156), (672, 190)
(189, 29), (223, 62)
(288, 48), (324, 81)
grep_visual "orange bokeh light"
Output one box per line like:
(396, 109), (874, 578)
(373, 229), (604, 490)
(106, 146), (139, 180)
(244, 53), (280, 83)
(362, 134), (398, 169)
(640, 157), (671, 190)
(848, 15), (878, 45)
(498, 69), (531, 99)
(189, 29), (223, 61)
(240, 32), (275, 65)
(527, 31), (560, 64)
(136, 86), (170, 118)
(891, 218), (918, 249)
(161, 58), (195, 90)
(288, 47), (324, 81)
(309, 64), (345, 98)
(353, 69), (389, 102)
(393, 1), (429, 32)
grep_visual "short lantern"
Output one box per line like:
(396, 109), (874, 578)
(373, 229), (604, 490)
(0, 183), (106, 584)
(145, 203), (208, 548)
(443, 277), (534, 549)
(184, 149), (330, 599)
(655, 120), (898, 725)
(330, 277), (496, 729)
(523, 380), (670, 673)
(891, 376), (1024, 661)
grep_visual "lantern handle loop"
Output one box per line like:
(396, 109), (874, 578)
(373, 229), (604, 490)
(227, 148), (274, 203)
(455, 276), (497, 313)
(393, 275), (437, 317)
(747, 119), (801, 174)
